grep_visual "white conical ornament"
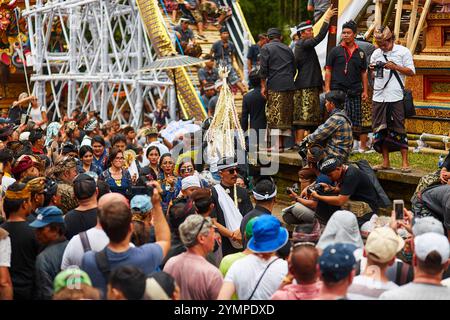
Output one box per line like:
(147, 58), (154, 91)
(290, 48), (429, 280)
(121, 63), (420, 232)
(205, 65), (245, 160)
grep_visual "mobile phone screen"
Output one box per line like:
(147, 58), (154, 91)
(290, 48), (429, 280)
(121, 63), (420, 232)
(395, 202), (404, 220)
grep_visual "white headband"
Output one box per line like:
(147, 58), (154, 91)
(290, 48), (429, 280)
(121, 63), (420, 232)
(298, 24), (313, 32)
(253, 189), (277, 201)
(217, 162), (238, 171)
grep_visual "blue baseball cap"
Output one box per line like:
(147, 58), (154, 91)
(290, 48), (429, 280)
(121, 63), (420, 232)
(319, 243), (356, 283)
(247, 215), (288, 253)
(29, 206), (64, 228)
(130, 195), (153, 213)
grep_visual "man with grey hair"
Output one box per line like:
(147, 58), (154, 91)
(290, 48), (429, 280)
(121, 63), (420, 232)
(163, 215), (223, 300)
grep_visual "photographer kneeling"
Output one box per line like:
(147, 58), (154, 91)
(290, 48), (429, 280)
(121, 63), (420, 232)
(304, 90), (353, 163)
(283, 145), (333, 225)
(311, 156), (379, 226)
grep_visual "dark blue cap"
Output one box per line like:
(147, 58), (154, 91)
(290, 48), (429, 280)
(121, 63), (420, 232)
(29, 206), (64, 228)
(319, 243), (356, 283)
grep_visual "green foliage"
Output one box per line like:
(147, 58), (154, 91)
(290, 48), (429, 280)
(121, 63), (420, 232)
(240, 0), (310, 44)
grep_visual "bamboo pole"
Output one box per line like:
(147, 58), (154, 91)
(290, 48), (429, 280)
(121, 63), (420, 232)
(374, 0), (383, 27)
(383, 0), (396, 27)
(394, 0), (404, 42)
(407, 0), (419, 48)
(409, 0), (432, 54)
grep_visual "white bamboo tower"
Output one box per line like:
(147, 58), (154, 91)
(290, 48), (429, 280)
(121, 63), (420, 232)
(22, 0), (173, 126)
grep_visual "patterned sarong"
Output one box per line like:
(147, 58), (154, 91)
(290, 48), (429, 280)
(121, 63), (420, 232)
(293, 88), (321, 129)
(266, 90), (294, 131)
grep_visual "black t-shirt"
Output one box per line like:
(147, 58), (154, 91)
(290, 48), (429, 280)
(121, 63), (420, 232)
(326, 44), (367, 93)
(340, 165), (379, 213)
(247, 44), (260, 66)
(8, 105), (26, 125)
(64, 208), (98, 240)
(1, 221), (39, 300)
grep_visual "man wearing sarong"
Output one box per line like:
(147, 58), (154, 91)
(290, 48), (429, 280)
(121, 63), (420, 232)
(370, 26), (415, 173)
(259, 28), (296, 152)
(325, 20), (369, 152)
(293, 6), (337, 147)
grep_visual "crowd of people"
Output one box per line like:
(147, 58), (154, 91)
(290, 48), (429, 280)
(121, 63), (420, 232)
(0, 1), (449, 302)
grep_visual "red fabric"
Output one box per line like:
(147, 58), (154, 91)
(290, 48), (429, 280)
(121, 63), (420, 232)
(11, 156), (33, 175)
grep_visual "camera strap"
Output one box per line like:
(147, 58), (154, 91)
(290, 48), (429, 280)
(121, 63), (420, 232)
(382, 54), (405, 90)
(381, 55), (394, 90)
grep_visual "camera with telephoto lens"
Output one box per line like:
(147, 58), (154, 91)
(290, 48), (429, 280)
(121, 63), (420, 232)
(307, 183), (324, 195)
(297, 140), (308, 160)
(374, 61), (386, 79)
(286, 183), (299, 195)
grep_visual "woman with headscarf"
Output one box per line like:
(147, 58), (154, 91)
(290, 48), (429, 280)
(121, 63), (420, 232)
(62, 121), (81, 148)
(45, 122), (62, 164)
(316, 210), (364, 260)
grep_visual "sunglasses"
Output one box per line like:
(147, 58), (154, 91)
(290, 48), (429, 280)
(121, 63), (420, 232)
(180, 167), (194, 174)
(194, 218), (208, 240)
(225, 168), (238, 174)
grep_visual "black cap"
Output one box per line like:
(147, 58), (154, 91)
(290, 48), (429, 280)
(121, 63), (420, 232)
(267, 28), (281, 38)
(220, 26), (229, 34)
(73, 173), (97, 200)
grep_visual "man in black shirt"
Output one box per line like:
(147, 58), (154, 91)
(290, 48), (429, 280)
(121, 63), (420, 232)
(293, 6), (336, 146)
(247, 33), (268, 72)
(325, 20), (369, 152)
(1, 182), (39, 300)
(210, 157), (253, 256)
(240, 70), (266, 151)
(311, 156), (378, 226)
(64, 173), (98, 240)
(259, 27), (296, 152)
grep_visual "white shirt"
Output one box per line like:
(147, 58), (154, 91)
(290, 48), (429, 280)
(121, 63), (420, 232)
(371, 44), (415, 103)
(347, 275), (398, 300)
(224, 254), (288, 300)
(0, 236), (11, 267)
(61, 227), (136, 270)
(30, 105), (47, 129)
(61, 227), (109, 270)
(2, 176), (16, 194)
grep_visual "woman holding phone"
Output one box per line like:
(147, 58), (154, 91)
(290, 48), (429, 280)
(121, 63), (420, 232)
(158, 153), (181, 214)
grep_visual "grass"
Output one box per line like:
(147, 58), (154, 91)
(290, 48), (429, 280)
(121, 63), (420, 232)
(349, 151), (442, 173)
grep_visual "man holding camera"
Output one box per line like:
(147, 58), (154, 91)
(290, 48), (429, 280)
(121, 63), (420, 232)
(370, 26), (415, 173)
(311, 156), (379, 225)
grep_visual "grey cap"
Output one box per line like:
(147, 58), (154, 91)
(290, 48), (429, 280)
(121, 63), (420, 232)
(412, 216), (445, 237)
